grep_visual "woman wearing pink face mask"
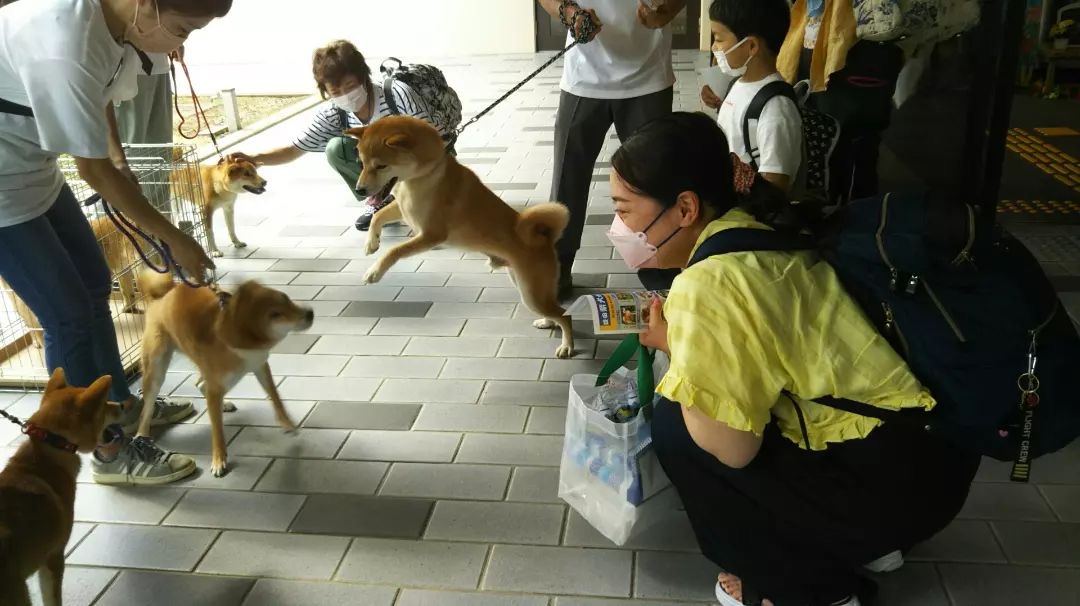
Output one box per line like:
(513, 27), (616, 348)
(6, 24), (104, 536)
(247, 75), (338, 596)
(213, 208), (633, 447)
(0, 0), (231, 486)
(608, 112), (978, 606)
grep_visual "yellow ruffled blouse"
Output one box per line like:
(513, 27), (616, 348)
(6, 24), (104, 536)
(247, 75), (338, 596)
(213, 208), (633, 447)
(655, 208), (935, 450)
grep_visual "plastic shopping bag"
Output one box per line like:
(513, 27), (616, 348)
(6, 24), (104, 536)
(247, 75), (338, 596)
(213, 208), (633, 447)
(558, 335), (676, 545)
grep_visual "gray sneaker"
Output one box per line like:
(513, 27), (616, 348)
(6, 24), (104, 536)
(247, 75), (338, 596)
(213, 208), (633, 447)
(119, 394), (195, 434)
(91, 436), (197, 485)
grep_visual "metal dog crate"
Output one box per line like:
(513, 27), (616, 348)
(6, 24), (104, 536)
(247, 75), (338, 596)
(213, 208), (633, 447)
(0, 143), (209, 390)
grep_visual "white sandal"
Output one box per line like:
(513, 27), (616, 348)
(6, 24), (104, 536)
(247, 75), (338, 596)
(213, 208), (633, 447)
(714, 579), (863, 606)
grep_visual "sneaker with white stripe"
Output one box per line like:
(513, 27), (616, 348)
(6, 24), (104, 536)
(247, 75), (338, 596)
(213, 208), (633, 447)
(118, 393), (195, 435)
(91, 436), (196, 486)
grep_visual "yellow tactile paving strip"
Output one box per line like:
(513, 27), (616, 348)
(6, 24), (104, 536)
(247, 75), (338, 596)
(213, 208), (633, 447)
(1002, 128), (1080, 215)
(1035, 127), (1080, 137)
(998, 199), (1080, 215)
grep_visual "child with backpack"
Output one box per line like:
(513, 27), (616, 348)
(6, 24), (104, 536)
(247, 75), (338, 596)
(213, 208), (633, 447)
(610, 111), (984, 606)
(702, 0), (803, 194)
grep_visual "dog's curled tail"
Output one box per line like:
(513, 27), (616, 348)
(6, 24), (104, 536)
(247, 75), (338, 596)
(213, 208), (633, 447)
(516, 202), (570, 248)
(137, 270), (176, 302)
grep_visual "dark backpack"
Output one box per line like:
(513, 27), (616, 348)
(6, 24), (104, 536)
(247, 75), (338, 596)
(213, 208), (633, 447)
(741, 80), (841, 206)
(380, 57), (463, 142)
(667, 192), (1080, 482)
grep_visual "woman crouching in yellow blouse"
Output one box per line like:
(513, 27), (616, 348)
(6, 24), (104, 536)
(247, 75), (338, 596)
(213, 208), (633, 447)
(606, 112), (980, 606)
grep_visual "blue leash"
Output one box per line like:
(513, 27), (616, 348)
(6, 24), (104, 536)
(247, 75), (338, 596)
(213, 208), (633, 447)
(84, 193), (206, 288)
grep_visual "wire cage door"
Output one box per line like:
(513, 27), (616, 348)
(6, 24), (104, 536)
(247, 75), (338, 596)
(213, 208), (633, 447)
(0, 143), (209, 390)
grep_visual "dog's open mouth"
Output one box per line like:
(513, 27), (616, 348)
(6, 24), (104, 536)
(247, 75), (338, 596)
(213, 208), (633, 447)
(243, 185), (267, 195)
(371, 178), (397, 205)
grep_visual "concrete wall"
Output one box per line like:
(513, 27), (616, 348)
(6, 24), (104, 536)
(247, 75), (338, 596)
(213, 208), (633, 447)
(183, 0), (537, 95)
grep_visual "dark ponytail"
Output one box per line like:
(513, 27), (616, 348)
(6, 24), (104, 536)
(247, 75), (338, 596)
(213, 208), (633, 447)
(612, 111), (791, 227)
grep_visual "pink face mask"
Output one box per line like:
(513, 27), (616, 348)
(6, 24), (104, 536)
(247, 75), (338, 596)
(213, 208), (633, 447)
(607, 213), (679, 270)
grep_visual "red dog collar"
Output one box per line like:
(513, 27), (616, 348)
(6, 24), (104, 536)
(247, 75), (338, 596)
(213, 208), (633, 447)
(22, 423), (79, 454)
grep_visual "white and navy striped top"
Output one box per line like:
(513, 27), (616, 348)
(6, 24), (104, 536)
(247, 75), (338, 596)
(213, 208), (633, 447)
(293, 80), (445, 153)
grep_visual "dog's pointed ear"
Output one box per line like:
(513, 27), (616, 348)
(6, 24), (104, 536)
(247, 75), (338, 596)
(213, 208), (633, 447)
(45, 368), (67, 393)
(78, 375), (112, 408)
(384, 134), (411, 149)
(344, 127), (367, 140)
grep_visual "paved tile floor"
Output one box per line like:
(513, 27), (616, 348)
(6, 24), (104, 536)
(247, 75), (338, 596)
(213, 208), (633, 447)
(4, 50), (1080, 606)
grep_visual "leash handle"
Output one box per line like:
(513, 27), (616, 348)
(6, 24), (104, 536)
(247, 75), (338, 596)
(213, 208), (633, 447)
(170, 56), (224, 161)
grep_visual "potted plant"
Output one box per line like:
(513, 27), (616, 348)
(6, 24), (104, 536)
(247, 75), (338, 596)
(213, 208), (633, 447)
(1049, 18), (1076, 50)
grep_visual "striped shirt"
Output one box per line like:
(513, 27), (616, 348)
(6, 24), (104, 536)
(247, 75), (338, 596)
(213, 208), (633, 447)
(293, 80), (443, 153)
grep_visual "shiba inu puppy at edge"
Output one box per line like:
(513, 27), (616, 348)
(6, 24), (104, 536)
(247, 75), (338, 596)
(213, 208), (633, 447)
(349, 116), (575, 359)
(0, 370), (122, 606)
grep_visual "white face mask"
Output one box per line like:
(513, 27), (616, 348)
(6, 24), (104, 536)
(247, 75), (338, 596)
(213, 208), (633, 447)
(714, 38), (752, 78)
(125, 0), (186, 53)
(332, 86), (368, 113)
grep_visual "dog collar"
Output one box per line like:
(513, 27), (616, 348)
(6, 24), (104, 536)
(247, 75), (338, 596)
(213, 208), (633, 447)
(23, 423), (79, 454)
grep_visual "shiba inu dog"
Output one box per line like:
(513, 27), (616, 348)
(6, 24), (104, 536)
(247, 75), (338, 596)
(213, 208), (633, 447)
(351, 116), (575, 359)
(135, 271), (313, 477)
(0, 369), (122, 606)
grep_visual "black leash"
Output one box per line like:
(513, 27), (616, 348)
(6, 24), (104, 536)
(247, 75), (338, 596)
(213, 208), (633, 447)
(455, 41), (578, 136)
(0, 408), (23, 429)
(0, 408), (79, 453)
(455, 1), (597, 137)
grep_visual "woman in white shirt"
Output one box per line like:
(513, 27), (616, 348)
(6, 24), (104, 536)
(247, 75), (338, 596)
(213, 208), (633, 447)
(0, 0), (229, 485)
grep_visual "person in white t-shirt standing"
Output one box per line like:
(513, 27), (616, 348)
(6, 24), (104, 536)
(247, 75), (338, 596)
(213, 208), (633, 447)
(537, 0), (686, 299)
(701, 0), (802, 193)
(0, 0), (229, 486)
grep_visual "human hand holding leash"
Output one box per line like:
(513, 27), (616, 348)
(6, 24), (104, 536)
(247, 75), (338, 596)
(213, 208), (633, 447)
(559, 1), (602, 43)
(163, 229), (215, 285)
(572, 7), (602, 41)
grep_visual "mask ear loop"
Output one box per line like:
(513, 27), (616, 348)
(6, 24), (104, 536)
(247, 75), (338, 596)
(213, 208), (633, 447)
(131, 0), (141, 30)
(654, 226), (683, 249)
(640, 208), (669, 235)
(639, 207), (682, 250)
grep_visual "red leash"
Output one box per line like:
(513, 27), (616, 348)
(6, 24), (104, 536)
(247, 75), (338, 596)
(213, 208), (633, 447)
(170, 55), (224, 160)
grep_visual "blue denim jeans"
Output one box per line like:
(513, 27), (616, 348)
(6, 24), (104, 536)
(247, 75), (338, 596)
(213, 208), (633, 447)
(0, 184), (132, 402)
